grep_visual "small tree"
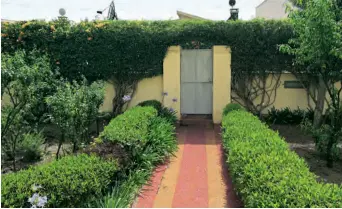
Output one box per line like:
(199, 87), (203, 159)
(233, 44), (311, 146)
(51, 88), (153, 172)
(46, 78), (105, 158)
(290, 0), (342, 21)
(281, 0), (342, 167)
(1, 50), (57, 170)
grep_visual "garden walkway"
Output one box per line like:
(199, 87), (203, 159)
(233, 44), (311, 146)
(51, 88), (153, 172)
(133, 123), (242, 208)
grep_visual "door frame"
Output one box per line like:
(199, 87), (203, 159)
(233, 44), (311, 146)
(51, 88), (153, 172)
(163, 45), (231, 124)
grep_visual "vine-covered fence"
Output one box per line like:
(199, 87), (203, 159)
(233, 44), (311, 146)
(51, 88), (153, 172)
(2, 19), (294, 115)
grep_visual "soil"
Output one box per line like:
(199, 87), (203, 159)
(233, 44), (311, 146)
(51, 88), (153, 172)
(1, 119), (110, 174)
(271, 124), (342, 185)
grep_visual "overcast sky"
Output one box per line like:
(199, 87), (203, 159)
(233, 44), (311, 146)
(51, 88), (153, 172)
(1, 0), (264, 21)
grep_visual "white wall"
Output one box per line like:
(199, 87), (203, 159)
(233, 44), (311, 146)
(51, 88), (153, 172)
(256, 0), (288, 19)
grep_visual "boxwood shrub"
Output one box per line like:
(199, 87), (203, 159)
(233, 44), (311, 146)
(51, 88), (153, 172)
(137, 100), (163, 112)
(222, 103), (245, 117)
(100, 106), (157, 148)
(1, 154), (118, 208)
(92, 105), (177, 207)
(137, 100), (177, 124)
(221, 111), (342, 208)
(99, 106), (177, 167)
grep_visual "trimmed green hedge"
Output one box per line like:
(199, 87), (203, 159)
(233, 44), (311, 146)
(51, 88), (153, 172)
(1, 19), (293, 82)
(222, 103), (245, 117)
(137, 100), (177, 124)
(100, 106), (157, 148)
(137, 100), (163, 112)
(221, 111), (342, 207)
(99, 106), (177, 167)
(1, 154), (118, 208)
(1, 100), (178, 208)
(91, 105), (177, 207)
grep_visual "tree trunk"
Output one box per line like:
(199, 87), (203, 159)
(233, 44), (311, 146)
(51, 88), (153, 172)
(326, 137), (334, 168)
(112, 83), (125, 116)
(313, 76), (326, 128)
(12, 135), (18, 172)
(72, 141), (77, 153)
(12, 158), (16, 172)
(56, 133), (64, 160)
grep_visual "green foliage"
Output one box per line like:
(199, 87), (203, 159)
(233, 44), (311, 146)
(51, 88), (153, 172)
(100, 106), (157, 148)
(301, 101), (342, 167)
(46, 78), (105, 155)
(144, 116), (177, 165)
(159, 107), (177, 124)
(89, 168), (152, 208)
(280, 0), (342, 69)
(222, 103), (245, 116)
(289, 0), (342, 21)
(137, 100), (163, 112)
(100, 106), (158, 171)
(265, 107), (314, 125)
(1, 19), (294, 83)
(221, 111), (342, 207)
(137, 100), (177, 124)
(1, 50), (60, 125)
(17, 132), (45, 163)
(1, 105), (30, 163)
(91, 180), (137, 208)
(1, 50), (58, 169)
(2, 19), (294, 116)
(281, 0), (342, 167)
(94, 107), (177, 207)
(1, 154), (118, 208)
(301, 119), (340, 161)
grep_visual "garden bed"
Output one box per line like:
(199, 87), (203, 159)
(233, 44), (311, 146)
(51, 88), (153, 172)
(1, 119), (109, 174)
(272, 124), (342, 184)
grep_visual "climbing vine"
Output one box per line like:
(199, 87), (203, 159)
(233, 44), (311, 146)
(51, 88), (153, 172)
(1, 19), (294, 114)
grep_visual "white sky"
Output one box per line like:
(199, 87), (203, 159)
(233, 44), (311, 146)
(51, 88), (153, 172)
(1, 0), (264, 21)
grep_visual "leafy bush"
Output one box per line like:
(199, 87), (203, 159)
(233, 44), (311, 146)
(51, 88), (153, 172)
(265, 107), (314, 125)
(222, 103), (245, 116)
(159, 107), (177, 124)
(2, 19), (294, 117)
(1, 50), (60, 127)
(221, 111), (342, 208)
(17, 132), (45, 163)
(1, 50), (59, 170)
(1, 154), (118, 208)
(94, 107), (177, 207)
(301, 100), (342, 167)
(100, 106), (157, 148)
(1, 106), (30, 163)
(143, 116), (177, 166)
(137, 100), (177, 124)
(91, 180), (137, 208)
(46, 78), (105, 157)
(1, 20), (293, 83)
(137, 100), (163, 112)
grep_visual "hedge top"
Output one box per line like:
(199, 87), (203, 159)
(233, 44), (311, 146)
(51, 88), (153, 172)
(1, 19), (294, 82)
(221, 110), (342, 207)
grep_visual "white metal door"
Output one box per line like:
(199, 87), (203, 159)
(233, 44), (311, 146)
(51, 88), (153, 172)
(181, 49), (213, 114)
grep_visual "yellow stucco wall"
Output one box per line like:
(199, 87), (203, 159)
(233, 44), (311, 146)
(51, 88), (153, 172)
(213, 46), (231, 123)
(231, 73), (341, 113)
(100, 75), (163, 112)
(163, 46), (181, 119)
(271, 73), (312, 111)
(162, 45), (231, 123)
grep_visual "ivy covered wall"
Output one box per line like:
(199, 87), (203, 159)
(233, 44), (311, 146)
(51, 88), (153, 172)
(1, 19), (294, 82)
